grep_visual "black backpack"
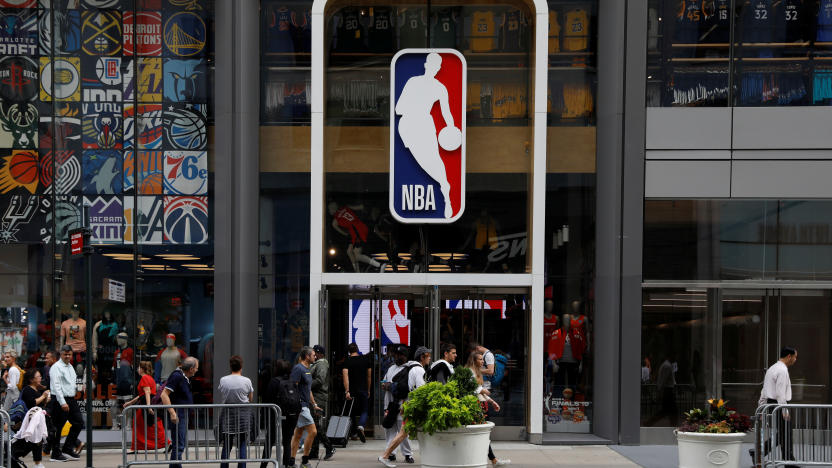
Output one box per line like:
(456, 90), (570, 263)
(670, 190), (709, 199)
(274, 377), (302, 417)
(390, 363), (419, 400)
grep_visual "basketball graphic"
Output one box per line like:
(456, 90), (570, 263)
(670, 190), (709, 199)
(163, 150), (206, 195)
(81, 10), (122, 56)
(40, 57), (81, 101)
(123, 11), (162, 56)
(163, 12), (206, 57)
(40, 151), (81, 194)
(46, 196), (82, 243)
(0, 56), (38, 102)
(163, 105), (206, 149)
(0, 0), (37, 8)
(38, 9), (82, 55)
(123, 150), (162, 194)
(163, 195), (207, 244)
(0, 150), (40, 193)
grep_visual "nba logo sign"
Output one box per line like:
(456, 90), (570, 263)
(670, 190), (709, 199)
(390, 49), (465, 223)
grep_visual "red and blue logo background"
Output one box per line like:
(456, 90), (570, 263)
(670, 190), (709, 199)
(390, 50), (465, 223)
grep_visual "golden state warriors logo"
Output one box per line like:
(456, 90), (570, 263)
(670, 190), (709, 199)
(81, 10), (122, 56)
(163, 12), (205, 57)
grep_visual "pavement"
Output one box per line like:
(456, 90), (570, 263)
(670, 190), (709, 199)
(28, 440), (641, 467)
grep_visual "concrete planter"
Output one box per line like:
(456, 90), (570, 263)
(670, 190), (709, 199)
(676, 430), (746, 468)
(418, 421), (495, 468)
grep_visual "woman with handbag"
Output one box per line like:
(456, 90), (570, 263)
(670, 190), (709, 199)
(124, 361), (169, 452)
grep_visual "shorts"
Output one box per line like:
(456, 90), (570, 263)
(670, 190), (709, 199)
(296, 407), (314, 428)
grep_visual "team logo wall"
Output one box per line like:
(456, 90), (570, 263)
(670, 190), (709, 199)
(163, 104), (205, 149)
(123, 150), (162, 193)
(122, 57), (162, 102)
(348, 299), (411, 355)
(0, 56), (37, 102)
(82, 149), (121, 193)
(38, 9), (81, 55)
(81, 56), (121, 101)
(167, 0), (202, 11)
(0, 102), (37, 148)
(39, 0), (81, 7)
(39, 57), (80, 101)
(45, 194), (81, 243)
(0, 195), (41, 243)
(0, 149), (40, 193)
(163, 195), (206, 244)
(446, 299), (507, 320)
(0, 9), (37, 55)
(163, 150), (205, 194)
(163, 11), (204, 56)
(123, 103), (162, 149)
(41, 150), (80, 193)
(123, 195), (162, 243)
(0, 0), (36, 7)
(81, 0), (120, 8)
(38, 102), (81, 148)
(84, 195), (122, 243)
(163, 58), (204, 102)
(390, 50), (466, 223)
(82, 102), (122, 148)
(124, 11), (161, 56)
(81, 10), (121, 55)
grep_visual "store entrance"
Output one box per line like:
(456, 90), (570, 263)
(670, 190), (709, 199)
(322, 285), (528, 438)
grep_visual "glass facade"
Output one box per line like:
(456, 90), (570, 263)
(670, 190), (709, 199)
(0, 0), (216, 427)
(647, 0), (832, 107)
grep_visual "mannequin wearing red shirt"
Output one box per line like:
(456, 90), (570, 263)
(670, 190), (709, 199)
(550, 314), (586, 393)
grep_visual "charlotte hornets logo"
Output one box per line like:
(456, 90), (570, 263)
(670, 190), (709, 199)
(38, 9), (81, 55)
(390, 49), (466, 223)
(163, 150), (206, 194)
(163, 104), (206, 150)
(0, 9), (37, 55)
(164, 195), (207, 244)
(163, 11), (205, 57)
(163, 58), (204, 102)
(82, 102), (122, 149)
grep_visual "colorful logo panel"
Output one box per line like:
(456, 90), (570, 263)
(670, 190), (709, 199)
(348, 299), (411, 355)
(390, 50), (466, 223)
(0, 0), (36, 7)
(124, 195), (163, 244)
(163, 150), (205, 194)
(0, 56), (38, 102)
(84, 195), (122, 243)
(0, 102), (37, 149)
(0, 8), (37, 55)
(123, 150), (162, 194)
(81, 0), (120, 8)
(163, 11), (204, 56)
(39, 0), (81, 7)
(0, 194), (47, 243)
(47, 194), (82, 243)
(39, 57), (81, 101)
(0, 149), (40, 194)
(123, 11), (161, 56)
(123, 103), (162, 149)
(163, 195), (206, 244)
(123, 57), (162, 102)
(38, 9), (81, 55)
(81, 56), (122, 101)
(163, 58), (205, 102)
(163, 104), (205, 150)
(81, 101), (122, 149)
(81, 9), (121, 55)
(40, 150), (81, 194)
(38, 102), (82, 148)
(82, 149), (121, 194)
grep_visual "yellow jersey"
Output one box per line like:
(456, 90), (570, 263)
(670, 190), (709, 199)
(471, 10), (496, 52)
(563, 8), (589, 52)
(549, 10), (560, 53)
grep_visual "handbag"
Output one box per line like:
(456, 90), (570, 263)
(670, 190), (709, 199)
(381, 401), (399, 429)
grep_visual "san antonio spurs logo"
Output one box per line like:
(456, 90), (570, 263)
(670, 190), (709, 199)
(81, 10), (122, 56)
(163, 12), (205, 57)
(0, 195), (38, 243)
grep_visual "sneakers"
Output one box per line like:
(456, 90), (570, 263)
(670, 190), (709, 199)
(75, 441), (86, 454)
(378, 455), (397, 467)
(388, 455), (396, 462)
(34, 464), (45, 468)
(357, 426), (366, 443)
(324, 448), (336, 460)
(61, 449), (80, 460)
(49, 453), (70, 462)
(404, 455), (415, 463)
(493, 459), (511, 466)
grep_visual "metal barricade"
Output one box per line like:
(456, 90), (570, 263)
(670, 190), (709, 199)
(120, 403), (282, 467)
(755, 403), (832, 467)
(0, 410), (11, 468)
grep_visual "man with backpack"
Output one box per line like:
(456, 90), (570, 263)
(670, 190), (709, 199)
(309, 345), (335, 461)
(427, 343), (457, 384)
(260, 360), (298, 468)
(289, 346), (322, 468)
(377, 345), (430, 467)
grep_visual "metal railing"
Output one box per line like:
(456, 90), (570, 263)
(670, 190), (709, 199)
(755, 403), (832, 467)
(120, 403), (282, 467)
(0, 410), (10, 468)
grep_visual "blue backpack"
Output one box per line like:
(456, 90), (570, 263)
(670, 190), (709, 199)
(487, 354), (508, 388)
(8, 397), (27, 423)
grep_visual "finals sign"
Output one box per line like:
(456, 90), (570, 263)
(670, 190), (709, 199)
(390, 49), (465, 223)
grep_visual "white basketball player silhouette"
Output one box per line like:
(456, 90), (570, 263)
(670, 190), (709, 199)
(395, 52), (460, 219)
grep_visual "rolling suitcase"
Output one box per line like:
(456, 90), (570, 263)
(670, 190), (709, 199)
(326, 400), (353, 448)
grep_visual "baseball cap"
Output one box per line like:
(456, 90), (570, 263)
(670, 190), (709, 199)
(394, 344), (409, 356)
(413, 346), (431, 361)
(313, 344), (325, 354)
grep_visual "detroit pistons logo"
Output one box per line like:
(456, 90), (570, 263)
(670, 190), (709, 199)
(390, 49), (465, 223)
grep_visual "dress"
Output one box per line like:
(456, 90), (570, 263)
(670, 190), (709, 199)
(131, 374), (168, 450)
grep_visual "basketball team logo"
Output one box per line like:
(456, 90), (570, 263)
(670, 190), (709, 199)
(45, 194), (82, 243)
(123, 150), (162, 193)
(81, 0), (120, 8)
(82, 101), (122, 149)
(390, 49), (465, 223)
(163, 150), (206, 194)
(0, 56), (38, 102)
(124, 11), (162, 56)
(0, 9), (37, 55)
(39, 0), (81, 7)
(38, 9), (81, 55)
(84, 195), (122, 243)
(163, 58), (205, 101)
(0, 102), (37, 149)
(163, 195), (207, 244)
(123, 57), (163, 102)
(163, 104), (206, 149)
(41, 150), (81, 194)
(82, 149), (121, 193)
(163, 11), (205, 57)
(0, 0), (36, 7)
(123, 103), (163, 149)
(81, 56), (122, 101)
(123, 195), (164, 244)
(0, 149), (40, 193)
(38, 102), (82, 148)
(40, 57), (81, 101)
(81, 10), (122, 56)
(0, 195), (45, 243)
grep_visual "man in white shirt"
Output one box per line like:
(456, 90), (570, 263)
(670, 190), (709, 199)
(759, 346), (797, 466)
(473, 343), (495, 391)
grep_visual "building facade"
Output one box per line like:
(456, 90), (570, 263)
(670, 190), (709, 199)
(0, 0), (829, 444)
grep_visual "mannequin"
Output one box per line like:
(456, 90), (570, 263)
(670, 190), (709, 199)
(329, 202), (385, 272)
(552, 314), (586, 395)
(111, 332), (134, 430)
(156, 334), (187, 382)
(60, 305), (87, 353)
(569, 299), (589, 350)
(543, 299), (558, 394)
(136, 317), (148, 351)
(92, 311), (119, 360)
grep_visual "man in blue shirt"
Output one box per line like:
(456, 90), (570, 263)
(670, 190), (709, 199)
(289, 346), (322, 468)
(160, 356), (198, 468)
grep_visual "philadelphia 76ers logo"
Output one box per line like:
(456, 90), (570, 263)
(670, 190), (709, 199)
(390, 49), (465, 223)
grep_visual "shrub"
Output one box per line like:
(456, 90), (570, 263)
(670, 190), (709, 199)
(401, 367), (485, 438)
(678, 398), (751, 434)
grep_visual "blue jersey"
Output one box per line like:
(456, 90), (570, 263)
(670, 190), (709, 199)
(775, 0), (811, 43)
(741, 0), (774, 43)
(368, 7), (394, 52)
(291, 9), (311, 53)
(673, 0), (703, 44)
(266, 6), (294, 52)
(818, 0), (832, 42)
(700, 0), (730, 43)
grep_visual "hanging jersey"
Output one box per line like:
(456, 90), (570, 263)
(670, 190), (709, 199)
(501, 9), (525, 52)
(699, 0), (730, 43)
(544, 314), (558, 357)
(742, 0), (774, 43)
(776, 0), (810, 43)
(818, 0), (832, 41)
(549, 10), (560, 52)
(431, 8), (457, 48)
(399, 7), (426, 48)
(291, 9), (311, 53)
(467, 81), (481, 112)
(474, 216), (497, 249)
(563, 8), (589, 51)
(266, 5), (294, 53)
(673, 0), (703, 44)
(471, 10), (496, 52)
(336, 7), (366, 52)
(335, 206), (368, 245)
(368, 7), (395, 52)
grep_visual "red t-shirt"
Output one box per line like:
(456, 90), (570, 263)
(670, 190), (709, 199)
(335, 207), (368, 244)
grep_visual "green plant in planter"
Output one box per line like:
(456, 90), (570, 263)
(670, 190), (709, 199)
(401, 367), (484, 438)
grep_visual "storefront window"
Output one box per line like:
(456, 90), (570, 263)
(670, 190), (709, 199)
(0, 0), (216, 426)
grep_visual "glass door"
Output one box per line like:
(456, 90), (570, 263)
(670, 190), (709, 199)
(720, 289), (769, 417)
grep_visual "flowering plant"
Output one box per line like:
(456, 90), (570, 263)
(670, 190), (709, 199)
(678, 398), (752, 433)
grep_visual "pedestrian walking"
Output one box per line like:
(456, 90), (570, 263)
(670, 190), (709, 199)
(160, 356), (199, 468)
(218, 355), (254, 468)
(428, 343), (456, 383)
(47, 345), (85, 462)
(377, 345), (419, 466)
(342, 342), (371, 443)
(123, 361), (168, 452)
(466, 351), (510, 467)
(4, 351), (21, 410)
(41, 351), (57, 392)
(377, 346), (431, 467)
(309, 344), (335, 460)
(759, 346), (798, 468)
(260, 360), (297, 468)
(11, 369), (50, 468)
(289, 346), (322, 468)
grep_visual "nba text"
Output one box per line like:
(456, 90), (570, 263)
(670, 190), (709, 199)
(401, 184), (436, 212)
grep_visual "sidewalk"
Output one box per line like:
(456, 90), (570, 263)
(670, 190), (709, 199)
(40, 440), (640, 467)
